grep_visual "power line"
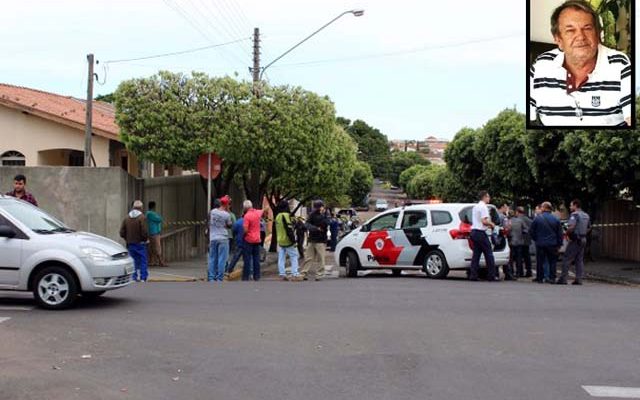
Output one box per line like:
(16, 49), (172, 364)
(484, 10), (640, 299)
(103, 37), (250, 64)
(272, 32), (525, 68)
(162, 0), (246, 68)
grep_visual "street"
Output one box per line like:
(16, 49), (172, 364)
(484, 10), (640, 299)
(1, 278), (639, 400)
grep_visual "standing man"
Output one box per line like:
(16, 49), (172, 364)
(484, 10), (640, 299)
(301, 200), (331, 281)
(498, 203), (516, 280)
(510, 207), (533, 278)
(120, 200), (149, 282)
(530, 202), (563, 283)
(328, 210), (340, 252)
(529, 0), (632, 127)
(275, 200), (301, 281)
(146, 201), (166, 267)
(242, 200), (263, 281)
(223, 195), (237, 264)
(226, 211), (245, 278)
(557, 199), (591, 285)
(469, 191), (498, 281)
(208, 197), (233, 282)
(5, 174), (38, 206)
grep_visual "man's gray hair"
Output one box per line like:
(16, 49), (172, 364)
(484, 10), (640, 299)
(550, 0), (601, 38)
(133, 200), (143, 209)
(243, 200), (253, 210)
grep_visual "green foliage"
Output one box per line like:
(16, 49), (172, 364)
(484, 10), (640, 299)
(398, 164), (430, 191)
(441, 100), (640, 211)
(95, 93), (115, 103)
(406, 165), (445, 199)
(388, 151), (430, 186)
(348, 161), (374, 206)
(339, 117), (391, 178)
(114, 71), (358, 207)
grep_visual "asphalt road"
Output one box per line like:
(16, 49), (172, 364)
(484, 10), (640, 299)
(1, 277), (639, 400)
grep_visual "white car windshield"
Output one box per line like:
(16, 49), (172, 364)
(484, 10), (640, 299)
(0, 200), (74, 234)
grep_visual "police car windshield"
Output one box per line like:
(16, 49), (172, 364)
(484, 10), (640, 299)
(0, 199), (71, 233)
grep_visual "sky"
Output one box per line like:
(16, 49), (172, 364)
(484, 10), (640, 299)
(0, 1), (635, 140)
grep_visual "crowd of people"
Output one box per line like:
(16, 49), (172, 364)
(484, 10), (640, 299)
(3, 173), (593, 286)
(470, 190), (591, 285)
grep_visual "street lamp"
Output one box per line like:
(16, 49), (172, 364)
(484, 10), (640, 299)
(258, 9), (365, 81)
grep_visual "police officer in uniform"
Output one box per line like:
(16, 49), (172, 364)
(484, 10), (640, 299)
(557, 199), (590, 285)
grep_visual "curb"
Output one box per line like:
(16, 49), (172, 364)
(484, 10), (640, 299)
(147, 272), (200, 283)
(585, 273), (640, 287)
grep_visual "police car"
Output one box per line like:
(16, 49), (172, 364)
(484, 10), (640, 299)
(335, 203), (510, 278)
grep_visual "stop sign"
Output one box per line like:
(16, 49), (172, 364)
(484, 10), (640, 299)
(197, 153), (222, 179)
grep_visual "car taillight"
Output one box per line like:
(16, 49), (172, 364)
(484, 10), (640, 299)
(449, 222), (471, 240)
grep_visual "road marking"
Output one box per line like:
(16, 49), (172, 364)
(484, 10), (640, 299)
(0, 317), (10, 324)
(0, 306), (33, 311)
(583, 386), (640, 398)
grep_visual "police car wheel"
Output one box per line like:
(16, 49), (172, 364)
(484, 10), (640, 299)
(392, 269), (402, 277)
(345, 250), (359, 278)
(424, 251), (449, 279)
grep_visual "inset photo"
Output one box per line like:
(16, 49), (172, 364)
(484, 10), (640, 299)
(527, 0), (634, 129)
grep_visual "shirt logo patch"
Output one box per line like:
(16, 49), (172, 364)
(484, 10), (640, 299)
(591, 96), (601, 107)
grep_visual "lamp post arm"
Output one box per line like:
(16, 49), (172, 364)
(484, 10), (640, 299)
(259, 10), (353, 80)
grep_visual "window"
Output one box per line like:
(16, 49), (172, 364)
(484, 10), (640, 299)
(369, 212), (400, 231)
(401, 210), (428, 229)
(431, 210), (453, 226)
(1, 151), (25, 166)
(459, 206), (500, 225)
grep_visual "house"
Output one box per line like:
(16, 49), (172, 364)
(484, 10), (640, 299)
(0, 83), (140, 175)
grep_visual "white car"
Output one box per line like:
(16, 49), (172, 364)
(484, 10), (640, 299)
(375, 199), (388, 211)
(335, 203), (510, 279)
(0, 195), (135, 309)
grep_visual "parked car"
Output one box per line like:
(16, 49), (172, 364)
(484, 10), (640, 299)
(375, 199), (388, 211)
(335, 203), (509, 279)
(0, 196), (135, 309)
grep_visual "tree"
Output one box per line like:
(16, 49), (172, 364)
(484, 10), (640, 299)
(398, 164), (430, 192)
(95, 93), (115, 103)
(406, 165), (445, 199)
(388, 151), (429, 186)
(473, 109), (536, 203)
(115, 72), (359, 252)
(348, 161), (374, 206)
(338, 117), (391, 178)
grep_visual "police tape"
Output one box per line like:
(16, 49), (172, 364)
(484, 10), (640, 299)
(164, 220), (207, 227)
(592, 222), (640, 228)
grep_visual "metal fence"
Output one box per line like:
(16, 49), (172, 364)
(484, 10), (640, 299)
(595, 200), (640, 262)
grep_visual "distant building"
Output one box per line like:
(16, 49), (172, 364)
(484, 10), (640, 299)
(389, 136), (449, 164)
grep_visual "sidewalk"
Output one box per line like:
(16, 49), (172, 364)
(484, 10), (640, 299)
(584, 258), (640, 286)
(147, 250), (340, 282)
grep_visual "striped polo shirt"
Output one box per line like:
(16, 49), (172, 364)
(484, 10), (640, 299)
(530, 44), (631, 127)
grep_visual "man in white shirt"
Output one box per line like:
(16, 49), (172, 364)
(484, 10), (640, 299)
(529, 0), (632, 127)
(470, 191), (497, 281)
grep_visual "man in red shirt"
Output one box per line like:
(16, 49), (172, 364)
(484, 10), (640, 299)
(242, 200), (264, 281)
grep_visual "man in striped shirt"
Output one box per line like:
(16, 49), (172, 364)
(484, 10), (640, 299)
(529, 0), (632, 127)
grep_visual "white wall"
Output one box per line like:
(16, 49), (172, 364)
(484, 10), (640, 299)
(531, 0), (565, 44)
(0, 106), (110, 167)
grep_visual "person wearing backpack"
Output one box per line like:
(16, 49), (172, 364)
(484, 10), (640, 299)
(530, 202), (563, 283)
(275, 200), (301, 281)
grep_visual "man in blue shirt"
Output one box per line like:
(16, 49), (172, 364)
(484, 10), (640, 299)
(226, 214), (245, 277)
(530, 202), (563, 283)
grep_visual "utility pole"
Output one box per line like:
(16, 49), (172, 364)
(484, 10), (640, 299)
(252, 28), (261, 96)
(84, 54), (94, 167)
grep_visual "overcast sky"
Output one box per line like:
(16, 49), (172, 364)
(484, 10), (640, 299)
(1, 1), (634, 140)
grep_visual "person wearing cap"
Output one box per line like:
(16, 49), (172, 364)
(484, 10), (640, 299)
(301, 200), (331, 281)
(208, 196), (233, 282)
(120, 200), (149, 282)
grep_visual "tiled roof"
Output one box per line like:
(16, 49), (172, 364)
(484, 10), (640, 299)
(0, 83), (119, 140)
